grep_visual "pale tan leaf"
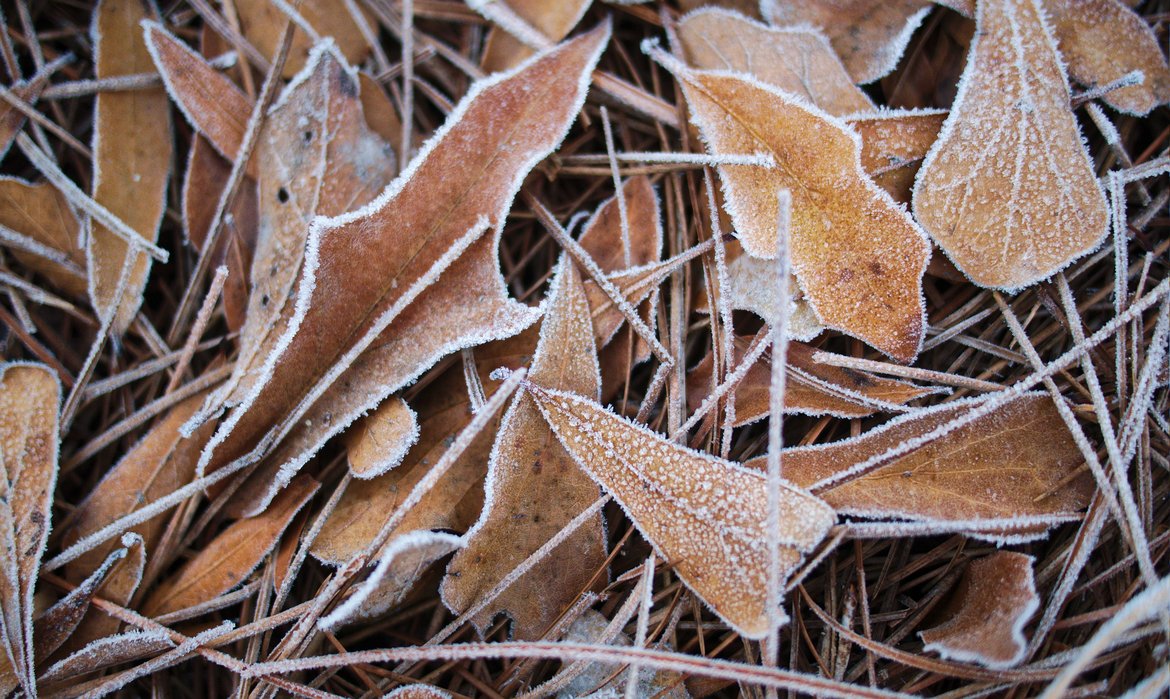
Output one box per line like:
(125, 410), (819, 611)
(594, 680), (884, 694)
(481, 0), (593, 72)
(688, 337), (940, 424)
(558, 609), (690, 699)
(764, 393), (1093, 530)
(141, 475), (318, 617)
(89, 0), (172, 332)
(920, 551), (1039, 668)
(527, 383), (836, 638)
(676, 8), (874, 115)
(0, 177), (87, 299)
(198, 26), (610, 489)
(722, 253), (824, 340)
(384, 686), (451, 699)
(1047, 0), (1170, 116)
(846, 109), (945, 203)
(443, 259), (607, 639)
(0, 363), (61, 696)
(234, 0), (374, 78)
(346, 396), (419, 479)
(761, 0), (934, 84)
(911, 0), (1109, 291)
(671, 63), (930, 361)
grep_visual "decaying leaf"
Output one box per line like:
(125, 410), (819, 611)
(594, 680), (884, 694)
(527, 382), (836, 638)
(846, 109), (945, 202)
(676, 8), (874, 115)
(89, 0), (172, 332)
(669, 62), (930, 361)
(688, 337), (939, 424)
(911, 0), (1109, 291)
(481, 0), (593, 72)
(919, 551), (1039, 668)
(762, 393), (1093, 535)
(443, 259), (607, 639)
(761, 0), (934, 84)
(1046, 0), (1170, 116)
(198, 25), (610, 492)
(0, 363), (61, 697)
(346, 396), (419, 479)
(0, 177), (87, 299)
(141, 475), (318, 617)
(233, 0), (373, 77)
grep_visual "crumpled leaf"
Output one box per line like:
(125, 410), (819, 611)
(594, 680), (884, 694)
(760, 393), (1093, 536)
(234, 0), (373, 78)
(670, 62), (930, 361)
(197, 25), (610, 493)
(481, 0), (593, 72)
(920, 551), (1039, 668)
(526, 382), (836, 638)
(1046, 0), (1170, 116)
(911, 0), (1108, 291)
(0, 363), (61, 697)
(846, 109), (945, 202)
(89, 0), (172, 332)
(443, 258), (607, 639)
(676, 7), (874, 115)
(141, 475), (318, 617)
(761, 0), (934, 84)
(0, 177), (87, 299)
(346, 396), (419, 479)
(688, 337), (940, 425)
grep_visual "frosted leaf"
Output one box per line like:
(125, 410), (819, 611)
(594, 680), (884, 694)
(39, 630), (173, 684)
(920, 551), (1039, 668)
(0, 363), (60, 698)
(481, 0), (593, 72)
(723, 254), (823, 340)
(760, 0), (934, 84)
(345, 396), (420, 479)
(384, 686), (452, 699)
(911, 0), (1109, 291)
(232, 0), (373, 77)
(526, 383), (836, 638)
(667, 63), (930, 361)
(846, 109), (946, 203)
(556, 610), (690, 699)
(676, 7), (873, 115)
(0, 178), (86, 299)
(442, 258), (607, 639)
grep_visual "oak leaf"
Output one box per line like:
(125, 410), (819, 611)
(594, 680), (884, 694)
(526, 382), (836, 638)
(911, 0), (1109, 291)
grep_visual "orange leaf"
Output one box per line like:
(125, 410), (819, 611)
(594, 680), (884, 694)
(0, 178), (87, 299)
(481, 0), (592, 72)
(234, 0), (374, 78)
(346, 396), (419, 479)
(846, 108), (945, 203)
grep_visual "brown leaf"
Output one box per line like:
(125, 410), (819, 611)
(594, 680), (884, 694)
(39, 630), (173, 685)
(234, 0), (374, 78)
(688, 337), (940, 424)
(920, 551), (1039, 668)
(764, 393), (1093, 533)
(1047, 0), (1170, 116)
(346, 396), (419, 479)
(357, 72), (403, 152)
(0, 363), (61, 696)
(141, 475), (318, 617)
(89, 0), (172, 332)
(442, 259), (607, 639)
(846, 109), (945, 203)
(676, 7), (874, 115)
(761, 0), (934, 84)
(198, 26), (610, 486)
(911, 0), (1109, 291)
(670, 63), (930, 361)
(384, 686), (451, 699)
(722, 252), (824, 340)
(0, 178), (87, 299)
(61, 533), (145, 657)
(0, 80), (46, 165)
(526, 383), (836, 638)
(481, 0), (593, 72)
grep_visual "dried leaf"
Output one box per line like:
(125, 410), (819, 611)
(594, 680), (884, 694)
(357, 72), (403, 152)
(846, 108), (945, 202)
(688, 337), (940, 424)
(346, 396), (420, 479)
(722, 253), (824, 340)
(0, 363), (61, 697)
(89, 0), (172, 332)
(141, 475), (318, 617)
(0, 82), (43, 161)
(1047, 0), (1170, 116)
(761, 0), (934, 84)
(671, 64), (930, 361)
(0, 177), (87, 299)
(764, 393), (1093, 532)
(234, 0), (374, 78)
(911, 0), (1109, 291)
(385, 686), (451, 699)
(919, 551), (1039, 668)
(676, 8), (874, 115)
(39, 630), (173, 684)
(443, 259), (607, 639)
(62, 534), (145, 656)
(198, 26), (610, 489)
(481, 0), (593, 72)
(558, 610), (690, 699)
(526, 383), (836, 638)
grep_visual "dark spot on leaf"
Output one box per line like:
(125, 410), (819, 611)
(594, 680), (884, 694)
(277, 187), (290, 204)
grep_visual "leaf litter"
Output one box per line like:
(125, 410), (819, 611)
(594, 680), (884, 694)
(0, 1), (1166, 697)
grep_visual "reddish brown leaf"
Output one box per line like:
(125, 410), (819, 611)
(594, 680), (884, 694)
(481, 0), (592, 72)
(234, 0), (374, 78)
